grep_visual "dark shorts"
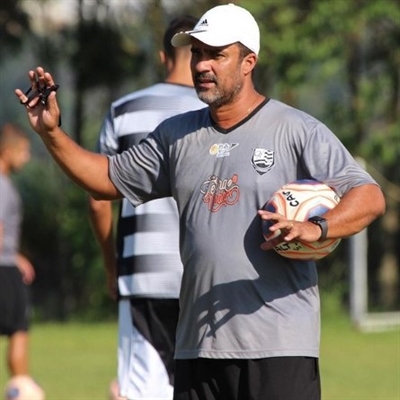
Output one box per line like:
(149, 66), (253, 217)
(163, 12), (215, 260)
(174, 356), (321, 400)
(0, 266), (30, 336)
(129, 297), (180, 385)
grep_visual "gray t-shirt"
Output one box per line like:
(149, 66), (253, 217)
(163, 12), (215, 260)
(0, 174), (21, 266)
(109, 99), (377, 360)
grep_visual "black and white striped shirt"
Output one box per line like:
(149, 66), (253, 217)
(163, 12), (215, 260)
(98, 83), (205, 298)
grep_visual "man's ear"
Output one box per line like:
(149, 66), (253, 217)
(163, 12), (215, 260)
(159, 50), (167, 66)
(242, 53), (258, 76)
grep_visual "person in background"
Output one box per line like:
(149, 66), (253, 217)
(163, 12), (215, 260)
(0, 123), (35, 378)
(16, 4), (385, 399)
(88, 15), (205, 400)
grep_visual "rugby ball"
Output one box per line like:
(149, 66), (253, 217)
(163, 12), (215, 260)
(262, 180), (341, 260)
(4, 375), (45, 400)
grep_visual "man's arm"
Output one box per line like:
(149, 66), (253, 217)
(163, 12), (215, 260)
(15, 67), (120, 200)
(88, 197), (118, 300)
(16, 253), (36, 285)
(315, 184), (385, 238)
(260, 184), (385, 249)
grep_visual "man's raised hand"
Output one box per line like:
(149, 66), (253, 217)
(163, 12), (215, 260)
(15, 66), (61, 135)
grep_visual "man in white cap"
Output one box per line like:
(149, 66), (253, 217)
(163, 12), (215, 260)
(16, 4), (385, 400)
(172, 3), (260, 54)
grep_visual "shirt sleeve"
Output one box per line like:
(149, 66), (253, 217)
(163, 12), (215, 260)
(108, 126), (171, 206)
(301, 122), (378, 196)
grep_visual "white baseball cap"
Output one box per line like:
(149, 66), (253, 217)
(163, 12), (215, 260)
(171, 3), (260, 55)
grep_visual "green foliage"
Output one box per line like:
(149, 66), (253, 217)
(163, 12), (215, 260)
(16, 159), (115, 321)
(0, 0), (30, 60)
(69, 19), (145, 90)
(245, 0), (400, 156)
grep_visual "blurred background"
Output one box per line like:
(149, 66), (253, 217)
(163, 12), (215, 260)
(0, 0), (399, 345)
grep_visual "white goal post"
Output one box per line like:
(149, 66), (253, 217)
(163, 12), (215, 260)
(349, 227), (400, 332)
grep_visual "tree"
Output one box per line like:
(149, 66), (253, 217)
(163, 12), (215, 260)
(0, 0), (30, 60)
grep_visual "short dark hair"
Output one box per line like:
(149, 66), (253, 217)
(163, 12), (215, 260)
(0, 123), (28, 152)
(237, 42), (253, 60)
(163, 15), (198, 59)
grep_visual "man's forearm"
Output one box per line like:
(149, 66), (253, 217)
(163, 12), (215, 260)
(43, 127), (119, 199)
(16, 66), (121, 200)
(88, 197), (117, 268)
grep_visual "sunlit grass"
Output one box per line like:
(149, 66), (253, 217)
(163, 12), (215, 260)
(0, 322), (118, 399)
(320, 312), (400, 399)
(0, 314), (399, 399)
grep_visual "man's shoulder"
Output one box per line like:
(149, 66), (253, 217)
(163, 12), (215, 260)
(111, 84), (165, 107)
(110, 83), (204, 118)
(0, 174), (18, 209)
(155, 107), (209, 138)
(112, 83), (198, 107)
(0, 173), (12, 189)
(163, 106), (208, 122)
(266, 99), (320, 125)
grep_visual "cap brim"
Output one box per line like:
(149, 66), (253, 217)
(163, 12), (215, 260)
(172, 29), (236, 49)
(171, 31), (196, 47)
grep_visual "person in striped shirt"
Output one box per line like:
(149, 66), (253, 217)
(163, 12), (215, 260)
(88, 15), (205, 400)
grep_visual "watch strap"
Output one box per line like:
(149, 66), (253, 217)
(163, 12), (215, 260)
(308, 216), (328, 241)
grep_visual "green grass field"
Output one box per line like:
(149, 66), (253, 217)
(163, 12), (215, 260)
(0, 314), (399, 399)
(320, 313), (399, 399)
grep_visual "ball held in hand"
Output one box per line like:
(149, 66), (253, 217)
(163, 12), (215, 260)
(262, 179), (341, 260)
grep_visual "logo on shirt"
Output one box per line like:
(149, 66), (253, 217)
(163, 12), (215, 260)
(200, 174), (240, 212)
(209, 143), (239, 158)
(251, 148), (275, 175)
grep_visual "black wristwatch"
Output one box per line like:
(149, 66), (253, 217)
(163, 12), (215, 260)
(308, 216), (328, 241)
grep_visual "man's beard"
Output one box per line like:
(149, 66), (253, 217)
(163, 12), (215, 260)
(194, 73), (243, 108)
